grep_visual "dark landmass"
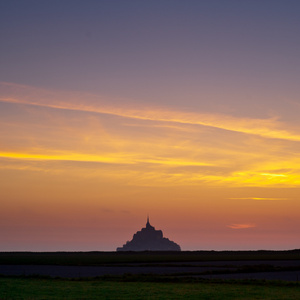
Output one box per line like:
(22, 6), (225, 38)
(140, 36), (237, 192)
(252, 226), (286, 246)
(0, 250), (300, 281)
(117, 217), (181, 251)
(1, 261), (300, 281)
(0, 249), (299, 265)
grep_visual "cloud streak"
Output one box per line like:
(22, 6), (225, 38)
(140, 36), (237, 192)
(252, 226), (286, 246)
(251, 197), (288, 201)
(227, 223), (256, 229)
(1, 82), (300, 142)
(229, 197), (289, 201)
(0, 151), (214, 168)
(1, 82), (300, 188)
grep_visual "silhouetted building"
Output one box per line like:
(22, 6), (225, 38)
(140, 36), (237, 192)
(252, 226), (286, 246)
(117, 217), (181, 251)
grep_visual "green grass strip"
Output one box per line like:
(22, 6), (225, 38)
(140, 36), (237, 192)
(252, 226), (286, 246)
(0, 276), (300, 300)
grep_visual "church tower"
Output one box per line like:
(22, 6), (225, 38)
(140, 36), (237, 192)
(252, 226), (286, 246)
(146, 215), (154, 229)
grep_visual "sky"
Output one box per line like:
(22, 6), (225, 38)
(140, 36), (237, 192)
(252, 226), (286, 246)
(1, 0), (300, 251)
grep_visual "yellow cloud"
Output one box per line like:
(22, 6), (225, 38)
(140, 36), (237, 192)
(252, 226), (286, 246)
(1, 82), (300, 188)
(260, 173), (287, 177)
(0, 152), (129, 164)
(0, 151), (213, 168)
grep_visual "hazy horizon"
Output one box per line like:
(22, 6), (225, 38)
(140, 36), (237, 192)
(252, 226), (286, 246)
(1, 1), (300, 252)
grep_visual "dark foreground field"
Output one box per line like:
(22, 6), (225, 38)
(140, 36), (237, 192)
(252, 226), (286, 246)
(1, 260), (300, 281)
(1, 250), (300, 265)
(1, 276), (300, 300)
(1, 250), (300, 281)
(0, 251), (300, 299)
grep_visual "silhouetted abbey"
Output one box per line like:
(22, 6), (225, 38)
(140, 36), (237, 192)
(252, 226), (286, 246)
(117, 217), (181, 251)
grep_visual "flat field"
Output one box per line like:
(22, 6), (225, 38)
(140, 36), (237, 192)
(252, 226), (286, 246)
(0, 251), (300, 299)
(1, 250), (299, 265)
(0, 276), (300, 300)
(1, 251), (300, 280)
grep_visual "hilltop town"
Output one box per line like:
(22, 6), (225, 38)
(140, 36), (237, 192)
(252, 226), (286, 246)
(117, 217), (181, 251)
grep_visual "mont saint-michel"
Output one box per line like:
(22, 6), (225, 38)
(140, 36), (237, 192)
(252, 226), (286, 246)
(117, 217), (181, 251)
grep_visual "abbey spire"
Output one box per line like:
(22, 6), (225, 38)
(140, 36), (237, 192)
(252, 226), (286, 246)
(117, 217), (181, 251)
(146, 215), (154, 230)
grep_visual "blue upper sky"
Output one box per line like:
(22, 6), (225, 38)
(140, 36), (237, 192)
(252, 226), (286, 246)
(1, 0), (300, 119)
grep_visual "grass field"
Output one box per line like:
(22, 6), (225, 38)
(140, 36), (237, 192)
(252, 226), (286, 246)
(0, 276), (300, 300)
(1, 251), (300, 299)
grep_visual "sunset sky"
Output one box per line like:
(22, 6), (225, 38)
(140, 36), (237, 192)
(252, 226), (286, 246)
(1, 0), (300, 251)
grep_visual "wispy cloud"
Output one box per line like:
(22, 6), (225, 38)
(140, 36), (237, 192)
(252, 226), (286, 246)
(1, 82), (300, 141)
(227, 223), (256, 229)
(1, 82), (300, 188)
(0, 151), (214, 167)
(229, 197), (289, 201)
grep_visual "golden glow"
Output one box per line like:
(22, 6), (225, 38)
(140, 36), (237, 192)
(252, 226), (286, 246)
(1, 82), (300, 251)
(1, 83), (300, 188)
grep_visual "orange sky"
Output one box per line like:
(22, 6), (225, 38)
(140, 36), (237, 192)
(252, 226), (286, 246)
(1, 82), (299, 250)
(1, 1), (300, 251)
